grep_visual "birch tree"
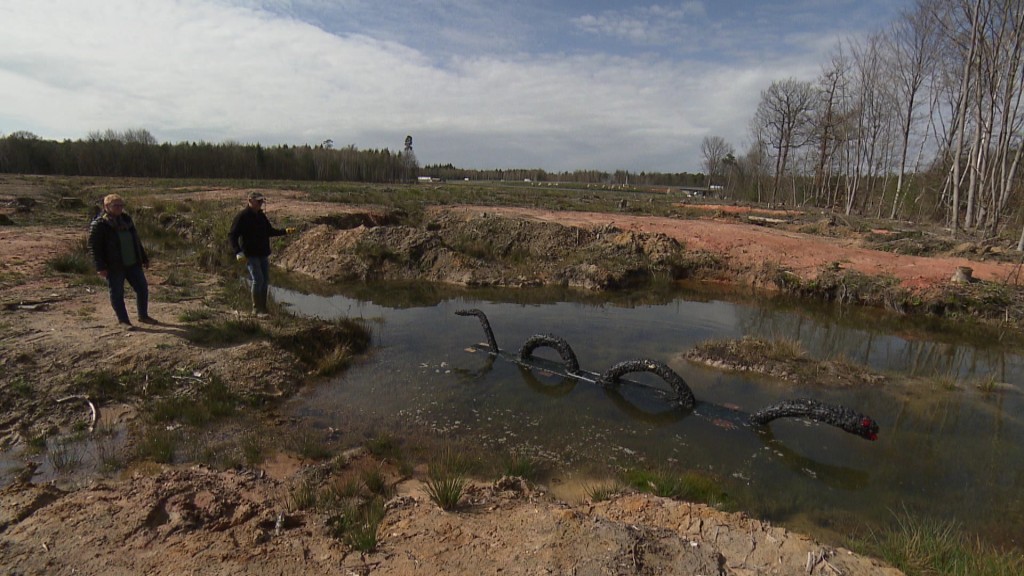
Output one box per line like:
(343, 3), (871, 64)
(885, 0), (941, 218)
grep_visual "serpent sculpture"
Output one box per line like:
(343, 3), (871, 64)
(456, 308), (879, 442)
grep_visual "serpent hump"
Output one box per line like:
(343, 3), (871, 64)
(597, 359), (695, 409)
(517, 334), (581, 374)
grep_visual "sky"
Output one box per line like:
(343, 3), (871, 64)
(1, 0), (909, 173)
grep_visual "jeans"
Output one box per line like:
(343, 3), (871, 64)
(107, 264), (148, 324)
(246, 255), (270, 299)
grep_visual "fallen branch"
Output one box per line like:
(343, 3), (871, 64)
(56, 395), (97, 432)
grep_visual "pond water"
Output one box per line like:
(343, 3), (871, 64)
(274, 282), (1024, 549)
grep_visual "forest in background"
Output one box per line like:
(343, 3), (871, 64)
(703, 0), (1023, 248)
(1, 0), (1021, 248)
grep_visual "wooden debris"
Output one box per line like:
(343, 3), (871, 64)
(56, 395), (97, 432)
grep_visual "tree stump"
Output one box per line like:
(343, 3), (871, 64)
(951, 266), (974, 283)
(57, 197), (85, 208)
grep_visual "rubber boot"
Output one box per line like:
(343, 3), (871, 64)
(253, 291), (269, 317)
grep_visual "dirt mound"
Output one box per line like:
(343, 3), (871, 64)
(278, 208), (690, 290)
(0, 464), (902, 576)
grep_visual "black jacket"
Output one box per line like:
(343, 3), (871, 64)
(228, 208), (285, 258)
(88, 212), (149, 273)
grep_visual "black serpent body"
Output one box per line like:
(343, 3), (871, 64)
(598, 359), (696, 409)
(455, 309), (499, 352)
(518, 334), (581, 375)
(455, 309), (879, 442)
(750, 398), (879, 440)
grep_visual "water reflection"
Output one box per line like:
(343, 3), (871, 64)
(272, 281), (1024, 549)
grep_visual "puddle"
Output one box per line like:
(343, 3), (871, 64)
(274, 282), (1024, 548)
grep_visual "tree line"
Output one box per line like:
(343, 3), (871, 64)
(701, 0), (1024, 249)
(420, 163), (704, 187)
(0, 130), (419, 183)
(0, 129), (704, 189)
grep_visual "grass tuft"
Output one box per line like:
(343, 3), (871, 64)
(325, 497), (385, 552)
(865, 509), (1024, 576)
(424, 474), (467, 511)
(361, 466), (392, 498)
(288, 428), (334, 461)
(424, 446), (470, 511)
(46, 239), (93, 275)
(46, 437), (83, 474)
(583, 481), (622, 503)
(184, 318), (264, 346)
(502, 452), (541, 481)
(135, 426), (179, 463)
(623, 468), (730, 507)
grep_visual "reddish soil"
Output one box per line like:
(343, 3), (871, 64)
(450, 205), (1020, 290)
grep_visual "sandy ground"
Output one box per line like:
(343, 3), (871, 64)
(6, 182), (1015, 575)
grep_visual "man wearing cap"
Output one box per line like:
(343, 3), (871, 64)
(228, 192), (295, 316)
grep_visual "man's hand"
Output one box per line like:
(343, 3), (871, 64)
(236, 252), (245, 261)
(97, 270), (108, 279)
(285, 227), (297, 235)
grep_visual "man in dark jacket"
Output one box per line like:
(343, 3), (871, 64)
(228, 191), (294, 315)
(88, 193), (156, 329)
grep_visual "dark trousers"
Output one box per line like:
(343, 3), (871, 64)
(107, 264), (149, 323)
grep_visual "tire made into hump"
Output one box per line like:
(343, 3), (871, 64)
(749, 398), (879, 440)
(517, 334), (581, 375)
(597, 359), (695, 409)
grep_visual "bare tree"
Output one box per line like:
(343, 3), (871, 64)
(700, 135), (734, 190)
(839, 33), (898, 216)
(930, 0), (1024, 243)
(885, 0), (941, 218)
(813, 45), (855, 210)
(752, 78), (819, 204)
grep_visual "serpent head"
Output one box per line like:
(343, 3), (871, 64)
(847, 414), (879, 441)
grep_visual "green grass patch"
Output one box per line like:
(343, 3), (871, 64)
(184, 317), (264, 346)
(583, 481), (622, 503)
(361, 465), (392, 498)
(46, 238), (93, 275)
(145, 377), (239, 426)
(325, 497), (386, 552)
(502, 452), (541, 481)
(287, 428), (335, 461)
(623, 468), (730, 508)
(9, 375), (33, 397)
(424, 446), (471, 511)
(135, 425), (180, 463)
(270, 318), (372, 376)
(239, 429), (267, 467)
(46, 437), (83, 474)
(424, 473), (467, 511)
(72, 369), (126, 401)
(365, 433), (402, 460)
(178, 307), (216, 323)
(864, 510), (1024, 576)
(286, 476), (320, 511)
